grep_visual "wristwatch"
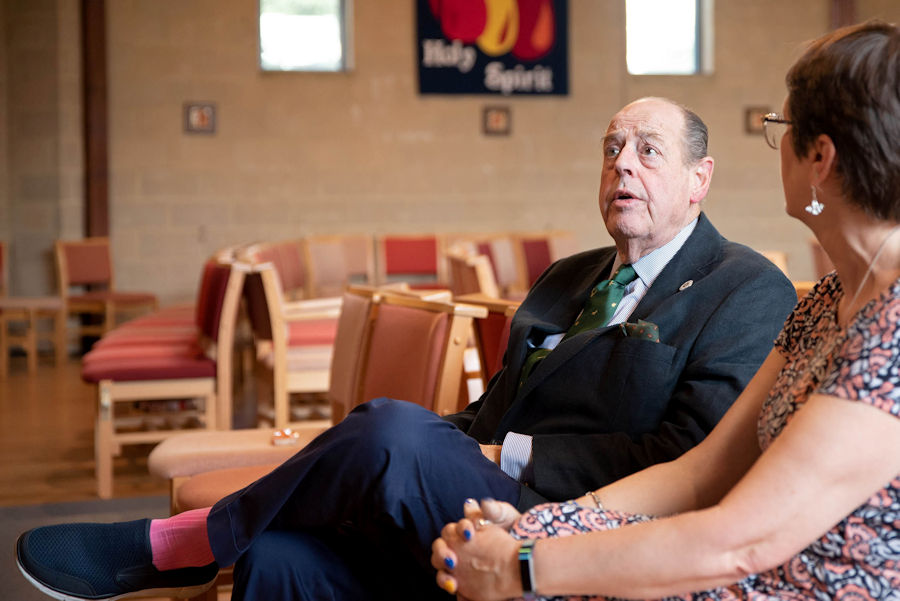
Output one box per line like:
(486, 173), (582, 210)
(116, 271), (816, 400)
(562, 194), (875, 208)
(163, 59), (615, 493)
(518, 539), (538, 600)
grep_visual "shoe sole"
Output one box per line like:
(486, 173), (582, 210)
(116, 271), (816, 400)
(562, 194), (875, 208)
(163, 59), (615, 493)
(16, 555), (218, 601)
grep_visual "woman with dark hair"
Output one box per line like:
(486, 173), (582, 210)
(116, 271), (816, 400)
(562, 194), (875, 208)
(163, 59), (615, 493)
(432, 21), (900, 601)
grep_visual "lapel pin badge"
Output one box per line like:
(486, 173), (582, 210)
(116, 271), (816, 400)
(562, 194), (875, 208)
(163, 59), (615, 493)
(679, 280), (693, 291)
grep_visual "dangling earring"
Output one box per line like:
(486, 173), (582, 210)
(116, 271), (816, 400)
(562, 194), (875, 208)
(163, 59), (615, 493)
(806, 185), (824, 216)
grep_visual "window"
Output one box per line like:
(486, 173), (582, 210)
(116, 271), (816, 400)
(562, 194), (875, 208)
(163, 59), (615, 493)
(259, 0), (352, 71)
(625, 0), (713, 75)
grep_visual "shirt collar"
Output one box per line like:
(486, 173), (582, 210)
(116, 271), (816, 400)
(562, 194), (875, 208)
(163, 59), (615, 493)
(611, 218), (698, 288)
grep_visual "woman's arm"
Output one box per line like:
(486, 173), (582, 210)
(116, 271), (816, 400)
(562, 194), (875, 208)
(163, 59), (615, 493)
(579, 349), (784, 516)
(435, 393), (900, 600)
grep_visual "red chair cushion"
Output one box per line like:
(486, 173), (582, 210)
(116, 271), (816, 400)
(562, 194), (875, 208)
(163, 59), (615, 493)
(81, 355), (215, 382)
(521, 239), (552, 286)
(91, 329), (199, 349)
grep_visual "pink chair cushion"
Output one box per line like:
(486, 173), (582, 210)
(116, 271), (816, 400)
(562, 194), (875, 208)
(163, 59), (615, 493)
(360, 303), (448, 410)
(81, 355), (215, 382)
(287, 318), (338, 346)
(383, 237), (438, 275)
(83, 342), (203, 365)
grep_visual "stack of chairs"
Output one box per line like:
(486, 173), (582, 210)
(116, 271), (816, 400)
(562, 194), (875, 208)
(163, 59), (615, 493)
(81, 256), (248, 498)
(148, 287), (488, 517)
(240, 236), (376, 426)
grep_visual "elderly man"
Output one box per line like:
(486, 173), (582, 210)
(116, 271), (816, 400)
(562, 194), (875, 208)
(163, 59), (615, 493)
(17, 98), (796, 601)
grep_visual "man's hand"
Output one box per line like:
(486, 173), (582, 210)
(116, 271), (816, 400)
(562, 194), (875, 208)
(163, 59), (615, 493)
(479, 444), (502, 465)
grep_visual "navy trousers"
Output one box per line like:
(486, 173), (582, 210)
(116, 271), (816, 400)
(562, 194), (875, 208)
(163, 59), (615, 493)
(207, 398), (522, 600)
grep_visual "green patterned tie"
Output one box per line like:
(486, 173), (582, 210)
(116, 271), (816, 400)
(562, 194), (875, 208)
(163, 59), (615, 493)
(519, 264), (637, 387)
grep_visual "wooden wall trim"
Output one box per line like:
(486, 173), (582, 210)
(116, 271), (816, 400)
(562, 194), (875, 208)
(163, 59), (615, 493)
(830, 0), (856, 29)
(81, 0), (108, 237)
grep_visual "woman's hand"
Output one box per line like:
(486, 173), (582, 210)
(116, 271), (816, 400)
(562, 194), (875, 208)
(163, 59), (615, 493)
(431, 509), (522, 600)
(463, 497), (522, 530)
(431, 499), (522, 599)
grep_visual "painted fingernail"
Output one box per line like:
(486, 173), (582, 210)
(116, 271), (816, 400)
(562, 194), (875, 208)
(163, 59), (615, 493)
(444, 556), (455, 569)
(464, 497), (477, 505)
(442, 579), (457, 594)
(463, 529), (472, 541)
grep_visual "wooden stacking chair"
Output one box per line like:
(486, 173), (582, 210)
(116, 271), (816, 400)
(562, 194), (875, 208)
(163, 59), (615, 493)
(55, 237), (158, 342)
(246, 262), (341, 428)
(454, 293), (520, 393)
(304, 234), (376, 298)
(513, 230), (579, 288)
(81, 258), (247, 498)
(446, 249), (501, 298)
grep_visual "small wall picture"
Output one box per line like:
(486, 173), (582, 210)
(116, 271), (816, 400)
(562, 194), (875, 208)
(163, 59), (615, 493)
(483, 106), (511, 136)
(744, 106), (770, 135)
(184, 102), (216, 134)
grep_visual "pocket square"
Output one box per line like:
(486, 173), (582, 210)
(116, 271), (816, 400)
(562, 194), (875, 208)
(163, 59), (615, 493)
(619, 319), (659, 342)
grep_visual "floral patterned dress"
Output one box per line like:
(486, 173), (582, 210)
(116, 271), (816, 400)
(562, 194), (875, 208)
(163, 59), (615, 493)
(510, 273), (900, 600)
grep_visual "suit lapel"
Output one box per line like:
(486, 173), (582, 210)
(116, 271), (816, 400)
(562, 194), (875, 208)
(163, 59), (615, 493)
(515, 213), (723, 401)
(506, 249), (615, 372)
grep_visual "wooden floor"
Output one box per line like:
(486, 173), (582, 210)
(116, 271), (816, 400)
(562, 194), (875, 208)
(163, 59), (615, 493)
(0, 354), (168, 507)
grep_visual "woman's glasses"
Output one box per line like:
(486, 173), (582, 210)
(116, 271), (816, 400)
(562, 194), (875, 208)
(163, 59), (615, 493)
(762, 113), (792, 149)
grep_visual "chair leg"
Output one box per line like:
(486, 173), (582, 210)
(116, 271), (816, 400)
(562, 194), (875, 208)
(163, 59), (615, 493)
(53, 308), (67, 366)
(95, 381), (114, 499)
(25, 308), (38, 373)
(104, 300), (115, 334)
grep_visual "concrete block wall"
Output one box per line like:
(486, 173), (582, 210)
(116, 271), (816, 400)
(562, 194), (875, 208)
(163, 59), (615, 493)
(2, 0), (900, 301)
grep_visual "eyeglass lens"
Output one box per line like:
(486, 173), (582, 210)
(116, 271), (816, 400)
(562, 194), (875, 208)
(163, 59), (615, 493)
(764, 120), (788, 149)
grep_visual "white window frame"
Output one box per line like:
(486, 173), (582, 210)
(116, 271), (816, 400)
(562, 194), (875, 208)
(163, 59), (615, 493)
(625, 0), (713, 76)
(258, 0), (354, 72)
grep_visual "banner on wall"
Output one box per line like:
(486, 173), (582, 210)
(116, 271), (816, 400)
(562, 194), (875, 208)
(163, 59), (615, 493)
(417, 0), (569, 96)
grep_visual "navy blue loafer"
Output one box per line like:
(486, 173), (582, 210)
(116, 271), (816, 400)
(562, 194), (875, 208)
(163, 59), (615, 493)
(16, 519), (219, 600)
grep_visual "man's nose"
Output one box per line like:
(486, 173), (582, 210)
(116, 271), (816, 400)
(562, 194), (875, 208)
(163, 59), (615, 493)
(614, 146), (636, 176)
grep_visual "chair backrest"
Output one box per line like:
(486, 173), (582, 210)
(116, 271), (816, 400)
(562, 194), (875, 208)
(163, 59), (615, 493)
(454, 293), (520, 383)
(193, 258), (248, 429)
(327, 286), (379, 422)
(358, 293), (486, 416)
(514, 231), (579, 288)
(242, 240), (307, 300)
(376, 234), (446, 287)
(55, 237), (114, 293)
(305, 234), (376, 298)
(446, 250), (500, 298)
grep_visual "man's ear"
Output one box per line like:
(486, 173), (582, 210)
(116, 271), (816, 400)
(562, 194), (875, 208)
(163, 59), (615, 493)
(689, 156), (715, 204)
(810, 134), (837, 187)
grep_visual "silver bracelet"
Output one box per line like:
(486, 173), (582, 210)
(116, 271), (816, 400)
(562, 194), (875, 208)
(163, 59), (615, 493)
(587, 490), (604, 510)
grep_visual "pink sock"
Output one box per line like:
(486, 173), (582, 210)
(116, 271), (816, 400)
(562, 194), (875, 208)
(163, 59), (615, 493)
(149, 507), (215, 570)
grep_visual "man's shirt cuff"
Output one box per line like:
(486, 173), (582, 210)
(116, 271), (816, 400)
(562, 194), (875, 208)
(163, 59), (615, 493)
(500, 431), (533, 483)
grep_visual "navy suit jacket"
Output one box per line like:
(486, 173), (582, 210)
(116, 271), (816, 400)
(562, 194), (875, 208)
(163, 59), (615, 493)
(444, 213), (797, 502)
